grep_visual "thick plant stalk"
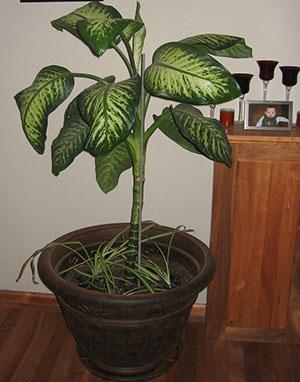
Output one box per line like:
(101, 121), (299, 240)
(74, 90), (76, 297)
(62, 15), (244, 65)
(138, 54), (146, 272)
(127, 149), (145, 270)
(127, 55), (146, 273)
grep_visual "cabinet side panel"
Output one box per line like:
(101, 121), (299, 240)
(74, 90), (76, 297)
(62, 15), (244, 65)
(228, 160), (300, 329)
(227, 160), (271, 328)
(264, 163), (300, 329)
(288, 236), (300, 343)
(206, 157), (234, 339)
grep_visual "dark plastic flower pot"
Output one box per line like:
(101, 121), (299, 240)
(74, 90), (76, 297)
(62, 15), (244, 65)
(37, 223), (215, 381)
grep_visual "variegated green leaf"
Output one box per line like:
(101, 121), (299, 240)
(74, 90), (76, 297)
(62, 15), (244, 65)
(95, 142), (132, 193)
(122, 17), (144, 42)
(144, 42), (241, 105)
(171, 104), (232, 166)
(103, 75), (116, 84)
(181, 34), (252, 58)
(52, 98), (90, 176)
(15, 65), (74, 154)
(132, 1), (146, 70)
(63, 93), (79, 123)
(79, 75), (141, 156)
(51, 1), (121, 39)
(152, 107), (201, 154)
(77, 18), (142, 57)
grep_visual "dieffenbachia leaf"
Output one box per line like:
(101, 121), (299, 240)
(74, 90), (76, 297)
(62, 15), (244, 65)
(51, 1), (122, 39)
(132, 1), (146, 70)
(103, 75), (116, 84)
(181, 34), (252, 58)
(77, 18), (143, 57)
(78, 75), (141, 156)
(152, 107), (201, 154)
(95, 142), (132, 193)
(171, 104), (232, 166)
(15, 65), (74, 154)
(51, 98), (90, 176)
(122, 16), (144, 42)
(144, 42), (241, 105)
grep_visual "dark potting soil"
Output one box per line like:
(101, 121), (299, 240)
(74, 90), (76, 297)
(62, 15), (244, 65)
(62, 244), (193, 295)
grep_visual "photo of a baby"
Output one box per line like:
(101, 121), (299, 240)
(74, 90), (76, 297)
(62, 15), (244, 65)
(244, 101), (292, 131)
(256, 105), (289, 127)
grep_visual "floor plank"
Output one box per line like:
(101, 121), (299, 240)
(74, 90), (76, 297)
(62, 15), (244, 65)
(0, 303), (300, 382)
(0, 308), (23, 345)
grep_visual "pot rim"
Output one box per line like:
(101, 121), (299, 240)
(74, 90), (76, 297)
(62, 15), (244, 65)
(38, 223), (215, 304)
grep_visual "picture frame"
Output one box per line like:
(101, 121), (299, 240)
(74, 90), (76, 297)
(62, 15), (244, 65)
(244, 100), (293, 131)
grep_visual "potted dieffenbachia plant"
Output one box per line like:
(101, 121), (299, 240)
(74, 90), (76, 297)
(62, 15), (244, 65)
(15, 1), (251, 380)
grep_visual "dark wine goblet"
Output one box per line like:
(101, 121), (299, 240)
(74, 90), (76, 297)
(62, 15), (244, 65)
(257, 60), (278, 100)
(279, 66), (300, 100)
(233, 73), (253, 122)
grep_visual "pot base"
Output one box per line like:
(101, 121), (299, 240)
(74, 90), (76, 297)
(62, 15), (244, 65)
(78, 339), (182, 382)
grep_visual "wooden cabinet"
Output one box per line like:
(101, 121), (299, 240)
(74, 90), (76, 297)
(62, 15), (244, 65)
(206, 125), (300, 343)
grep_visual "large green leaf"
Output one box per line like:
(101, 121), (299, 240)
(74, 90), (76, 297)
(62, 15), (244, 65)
(122, 15), (144, 43)
(171, 104), (232, 166)
(51, 1), (122, 39)
(152, 107), (201, 154)
(51, 98), (90, 176)
(15, 65), (74, 154)
(144, 42), (241, 105)
(181, 34), (252, 58)
(95, 142), (132, 193)
(132, 1), (146, 70)
(77, 18), (142, 57)
(78, 75), (141, 156)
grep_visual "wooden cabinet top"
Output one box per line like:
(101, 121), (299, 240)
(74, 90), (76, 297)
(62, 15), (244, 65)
(225, 124), (300, 144)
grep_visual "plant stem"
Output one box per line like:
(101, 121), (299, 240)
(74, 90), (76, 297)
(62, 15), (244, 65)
(122, 37), (137, 75)
(126, 53), (147, 272)
(137, 54), (146, 272)
(126, 133), (145, 270)
(73, 73), (107, 83)
(112, 44), (134, 77)
(144, 120), (158, 143)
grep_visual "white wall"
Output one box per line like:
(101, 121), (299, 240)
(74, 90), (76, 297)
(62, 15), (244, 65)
(1, 0), (299, 301)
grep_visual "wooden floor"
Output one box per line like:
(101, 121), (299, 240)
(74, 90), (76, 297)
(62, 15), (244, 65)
(1, 293), (300, 382)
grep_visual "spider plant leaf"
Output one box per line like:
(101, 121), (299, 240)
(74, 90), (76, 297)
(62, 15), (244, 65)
(51, 1), (122, 39)
(51, 98), (90, 176)
(152, 107), (201, 154)
(171, 104), (232, 166)
(144, 42), (241, 105)
(14, 65), (74, 154)
(95, 142), (132, 193)
(132, 1), (146, 70)
(79, 75), (141, 156)
(77, 18), (143, 57)
(181, 34), (252, 58)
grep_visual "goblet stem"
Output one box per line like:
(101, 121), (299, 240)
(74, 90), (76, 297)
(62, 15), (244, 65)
(285, 86), (291, 101)
(263, 80), (269, 100)
(209, 104), (216, 118)
(238, 95), (245, 122)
